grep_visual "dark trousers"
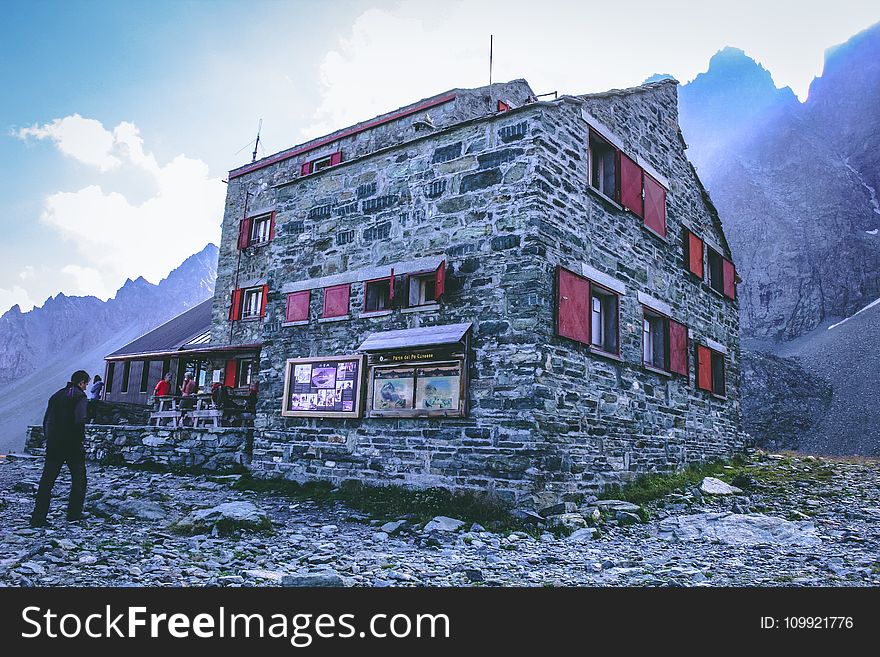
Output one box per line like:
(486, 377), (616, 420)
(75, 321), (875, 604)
(32, 456), (86, 521)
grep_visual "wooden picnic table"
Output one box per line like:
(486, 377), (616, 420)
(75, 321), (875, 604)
(150, 392), (255, 428)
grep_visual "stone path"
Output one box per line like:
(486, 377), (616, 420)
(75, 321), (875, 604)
(1, 452), (878, 587)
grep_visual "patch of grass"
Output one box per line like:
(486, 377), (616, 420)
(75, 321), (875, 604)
(599, 458), (739, 505)
(233, 474), (517, 529)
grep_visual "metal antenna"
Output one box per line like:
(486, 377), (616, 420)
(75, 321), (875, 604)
(489, 35), (494, 86)
(251, 119), (263, 163)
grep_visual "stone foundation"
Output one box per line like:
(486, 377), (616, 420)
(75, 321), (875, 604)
(26, 425), (252, 474)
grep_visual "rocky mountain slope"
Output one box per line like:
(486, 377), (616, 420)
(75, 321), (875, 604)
(679, 23), (880, 341)
(772, 298), (880, 455)
(0, 244), (218, 454)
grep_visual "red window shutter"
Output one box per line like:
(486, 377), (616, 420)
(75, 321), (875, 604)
(237, 218), (251, 250)
(687, 230), (704, 278)
(322, 284), (350, 318)
(723, 258), (736, 299)
(259, 284), (268, 317)
(696, 345), (713, 391)
(556, 267), (590, 344)
(224, 359), (238, 388)
(668, 320), (688, 376)
(269, 211), (276, 241)
(286, 291), (310, 322)
(329, 152), (342, 167)
(435, 260), (446, 299)
(497, 100), (511, 112)
(643, 174), (666, 236)
(619, 153), (643, 218)
(229, 289), (242, 321)
(301, 161), (312, 176)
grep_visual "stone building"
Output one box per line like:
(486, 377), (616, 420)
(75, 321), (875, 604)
(211, 78), (745, 506)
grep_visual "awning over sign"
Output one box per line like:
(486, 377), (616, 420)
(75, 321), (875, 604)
(358, 322), (472, 352)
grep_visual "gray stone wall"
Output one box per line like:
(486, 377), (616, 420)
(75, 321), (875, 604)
(208, 80), (745, 507)
(26, 425), (251, 473)
(526, 82), (744, 499)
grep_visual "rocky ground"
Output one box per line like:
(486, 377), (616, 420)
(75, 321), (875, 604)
(1, 451), (878, 587)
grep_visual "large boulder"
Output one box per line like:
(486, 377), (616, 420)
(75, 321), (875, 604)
(90, 494), (166, 521)
(657, 512), (820, 546)
(423, 516), (465, 533)
(699, 477), (743, 496)
(175, 501), (271, 535)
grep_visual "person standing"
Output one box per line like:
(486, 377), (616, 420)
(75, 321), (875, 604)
(154, 372), (172, 397)
(86, 374), (103, 424)
(30, 370), (91, 527)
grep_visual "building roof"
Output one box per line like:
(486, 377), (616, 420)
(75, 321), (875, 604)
(106, 299), (214, 358)
(358, 322), (472, 352)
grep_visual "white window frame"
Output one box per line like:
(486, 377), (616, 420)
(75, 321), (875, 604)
(311, 155), (334, 173)
(250, 214), (271, 245)
(408, 272), (437, 307)
(241, 287), (263, 319)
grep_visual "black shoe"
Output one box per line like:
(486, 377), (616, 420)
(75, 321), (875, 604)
(29, 518), (50, 528)
(66, 513), (89, 522)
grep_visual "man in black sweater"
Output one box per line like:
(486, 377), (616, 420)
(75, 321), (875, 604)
(30, 370), (91, 528)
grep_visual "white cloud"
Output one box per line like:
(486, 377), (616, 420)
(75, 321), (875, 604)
(21, 116), (223, 299)
(16, 114), (123, 171)
(60, 264), (114, 299)
(0, 284), (35, 314)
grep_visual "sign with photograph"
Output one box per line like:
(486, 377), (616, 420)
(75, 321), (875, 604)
(282, 355), (364, 418)
(367, 360), (466, 417)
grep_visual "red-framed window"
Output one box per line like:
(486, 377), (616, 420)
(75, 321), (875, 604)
(322, 283), (350, 318)
(642, 308), (688, 376)
(285, 290), (310, 323)
(555, 266), (620, 355)
(706, 247), (736, 299)
(229, 284), (268, 320)
(301, 151), (342, 176)
(588, 129), (667, 236)
(406, 261), (446, 307)
(237, 211), (276, 250)
(696, 344), (726, 396)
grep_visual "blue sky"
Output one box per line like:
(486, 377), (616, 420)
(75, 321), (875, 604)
(2, 0), (878, 313)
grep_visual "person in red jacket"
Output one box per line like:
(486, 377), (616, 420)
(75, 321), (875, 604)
(154, 372), (172, 397)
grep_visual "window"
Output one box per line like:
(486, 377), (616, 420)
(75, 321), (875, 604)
(556, 267), (619, 354)
(643, 311), (667, 370)
(237, 359), (257, 387)
(697, 345), (726, 396)
(642, 308), (689, 376)
(121, 361), (131, 393)
(301, 152), (342, 176)
(407, 262), (446, 307)
(322, 284), (350, 318)
(231, 285), (267, 320)
(364, 278), (392, 312)
(707, 247), (724, 294)
(106, 362), (115, 394)
(285, 290), (310, 323)
(590, 285), (618, 354)
(237, 212), (275, 250)
(408, 273), (437, 307)
(706, 247), (736, 299)
(140, 360), (151, 393)
(589, 130), (618, 201)
(250, 214), (271, 245)
(241, 287), (263, 319)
